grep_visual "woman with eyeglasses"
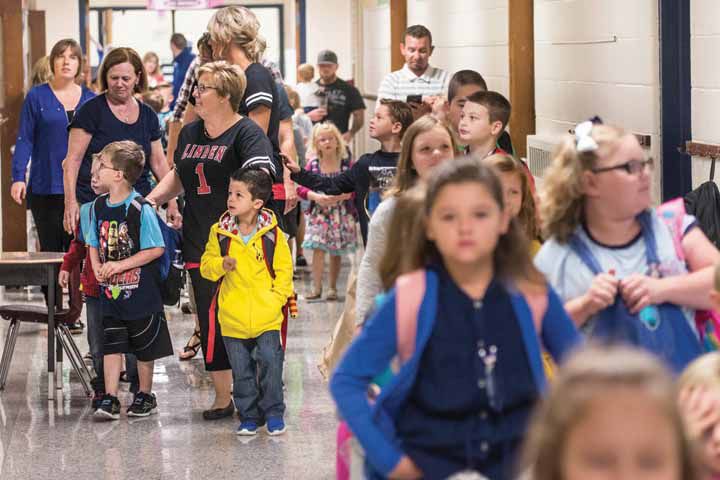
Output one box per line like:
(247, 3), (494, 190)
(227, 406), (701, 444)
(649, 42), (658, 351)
(146, 61), (276, 420)
(535, 120), (718, 369)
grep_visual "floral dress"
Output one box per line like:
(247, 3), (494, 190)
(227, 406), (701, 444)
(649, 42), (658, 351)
(300, 157), (358, 255)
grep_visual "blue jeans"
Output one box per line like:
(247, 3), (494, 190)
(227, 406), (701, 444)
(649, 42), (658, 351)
(223, 331), (285, 423)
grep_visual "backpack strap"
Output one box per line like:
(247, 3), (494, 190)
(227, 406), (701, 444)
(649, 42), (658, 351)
(395, 269), (426, 364)
(656, 198), (687, 262)
(568, 234), (603, 275)
(261, 226), (278, 279)
(217, 234), (231, 257)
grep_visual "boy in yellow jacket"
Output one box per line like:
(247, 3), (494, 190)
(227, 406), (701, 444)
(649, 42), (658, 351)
(200, 168), (293, 436)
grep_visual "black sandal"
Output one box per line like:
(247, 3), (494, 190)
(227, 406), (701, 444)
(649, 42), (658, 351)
(178, 329), (201, 361)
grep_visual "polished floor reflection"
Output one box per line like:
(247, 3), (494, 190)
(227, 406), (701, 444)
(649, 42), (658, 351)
(0, 259), (351, 479)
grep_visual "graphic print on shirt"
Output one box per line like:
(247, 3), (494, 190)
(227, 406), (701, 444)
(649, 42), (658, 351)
(368, 165), (397, 193)
(99, 219), (140, 300)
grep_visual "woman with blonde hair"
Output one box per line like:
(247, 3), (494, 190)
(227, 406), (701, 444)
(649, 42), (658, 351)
(521, 345), (699, 480)
(146, 60), (275, 420)
(207, 6), (291, 231)
(535, 119), (717, 370)
(297, 122), (357, 301)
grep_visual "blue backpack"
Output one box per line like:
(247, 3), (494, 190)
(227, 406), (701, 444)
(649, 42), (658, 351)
(568, 211), (702, 372)
(94, 194), (183, 306)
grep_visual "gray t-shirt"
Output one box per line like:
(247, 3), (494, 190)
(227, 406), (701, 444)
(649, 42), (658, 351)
(535, 210), (698, 332)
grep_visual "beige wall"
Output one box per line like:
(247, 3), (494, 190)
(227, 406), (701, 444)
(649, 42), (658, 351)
(30, 0), (81, 53)
(305, 0), (354, 81)
(691, 0), (720, 188)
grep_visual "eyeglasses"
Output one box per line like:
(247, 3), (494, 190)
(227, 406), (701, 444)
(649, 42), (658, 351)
(98, 162), (121, 173)
(194, 83), (218, 94)
(591, 158), (654, 175)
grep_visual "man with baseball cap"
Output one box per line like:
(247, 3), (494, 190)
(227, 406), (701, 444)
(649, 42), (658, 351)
(307, 49), (365, 144)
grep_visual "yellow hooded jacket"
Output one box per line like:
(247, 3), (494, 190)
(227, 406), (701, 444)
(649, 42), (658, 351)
(200, 209), (294, 339)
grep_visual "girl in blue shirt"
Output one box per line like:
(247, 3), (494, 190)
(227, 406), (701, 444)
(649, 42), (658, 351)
(11, 39), (94, 252)
(331, 159), (580, 479)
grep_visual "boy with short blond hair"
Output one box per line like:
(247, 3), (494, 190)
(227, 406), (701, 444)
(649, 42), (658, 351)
(87, 140), (173, 420)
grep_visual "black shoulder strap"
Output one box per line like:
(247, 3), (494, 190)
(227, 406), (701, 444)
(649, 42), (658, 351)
(92, 193), (109, 220)
(125, 195), (147, 249)
(218, 234), (230, 256)
(261, 226), (278, 279)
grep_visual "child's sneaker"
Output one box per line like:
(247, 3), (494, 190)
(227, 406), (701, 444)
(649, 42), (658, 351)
(127, 392), (158, 417)
(91, 389), (106, 410)
(236, 420), (258, 436)
(266, 416), (286, 436)
(93, 394), (120, 420)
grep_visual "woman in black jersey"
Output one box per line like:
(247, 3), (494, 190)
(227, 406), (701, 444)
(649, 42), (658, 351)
(207, 6), (294, 229)
(147, 61), (276, 420)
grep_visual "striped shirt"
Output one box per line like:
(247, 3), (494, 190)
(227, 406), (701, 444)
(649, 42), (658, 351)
(376, 64), (449, 105)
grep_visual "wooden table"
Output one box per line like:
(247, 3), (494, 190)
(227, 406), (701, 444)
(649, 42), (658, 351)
(0, 252), (65, 400)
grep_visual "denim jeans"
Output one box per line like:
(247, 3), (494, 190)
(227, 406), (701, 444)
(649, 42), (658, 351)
(87, 297), (138, 393)
(223, 331), (285, 423)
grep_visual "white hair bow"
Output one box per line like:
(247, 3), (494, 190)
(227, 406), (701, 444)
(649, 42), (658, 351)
(575, 120), (598, 153)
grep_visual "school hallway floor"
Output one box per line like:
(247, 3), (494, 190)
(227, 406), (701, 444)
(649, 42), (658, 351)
(0, 256), (351, 479)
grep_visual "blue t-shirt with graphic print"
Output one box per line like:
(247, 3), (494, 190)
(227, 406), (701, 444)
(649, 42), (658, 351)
(86, 190), (165, 320)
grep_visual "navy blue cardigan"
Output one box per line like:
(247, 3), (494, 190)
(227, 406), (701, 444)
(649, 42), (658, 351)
(330, 269), (581, 477)
(12, 83), (95, 195)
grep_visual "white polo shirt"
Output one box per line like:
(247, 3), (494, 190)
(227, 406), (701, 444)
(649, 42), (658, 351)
(376, 64), (449, 105)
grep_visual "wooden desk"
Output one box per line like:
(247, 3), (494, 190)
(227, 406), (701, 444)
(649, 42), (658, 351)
(0, 252), (64, 400)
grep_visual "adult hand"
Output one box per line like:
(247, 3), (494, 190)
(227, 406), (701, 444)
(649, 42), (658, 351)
(408, 101), (431, 119)
(282, 154), (301, 174)
(64, 199), (80, 234)
(620, 274), (661, 314)
(222, 256), (237, 272)
(58, 270), (70, 289)
(388, 456), (423, 480)
(10, 181), (26, 205)
(342, 131), (353, 144)
(678, 386), (720, 439)
(307, 107), (327, 122)
(166, 200), (183, 229)
(582, 272), (619, 317)
(284, 184), (298, 214)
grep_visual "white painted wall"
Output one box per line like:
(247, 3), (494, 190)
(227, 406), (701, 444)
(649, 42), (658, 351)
(534, 0), (659, 139)
(690, 0), (720, 188)
(306, 0), (354, 81)
(407, 0), (509, 97)
(31, 0), (81, 53)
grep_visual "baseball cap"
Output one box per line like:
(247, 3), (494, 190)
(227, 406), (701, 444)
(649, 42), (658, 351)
(317, 50), (338, 65)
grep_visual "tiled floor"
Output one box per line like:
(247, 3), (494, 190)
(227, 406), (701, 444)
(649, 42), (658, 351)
(0, 259), (352, 479)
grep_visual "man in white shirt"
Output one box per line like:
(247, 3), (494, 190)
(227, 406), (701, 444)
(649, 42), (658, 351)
(376, 25), (448, 118)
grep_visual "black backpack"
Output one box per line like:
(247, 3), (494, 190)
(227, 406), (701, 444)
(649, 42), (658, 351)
(684, 181), (720, 249)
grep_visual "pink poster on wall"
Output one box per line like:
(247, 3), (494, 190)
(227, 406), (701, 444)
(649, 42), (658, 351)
(147, 0), (224, 9)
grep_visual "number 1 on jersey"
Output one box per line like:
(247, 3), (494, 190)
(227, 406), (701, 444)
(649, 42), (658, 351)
(195, 162), (211, 195)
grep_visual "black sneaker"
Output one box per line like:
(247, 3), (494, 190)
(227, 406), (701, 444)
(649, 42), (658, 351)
(67, 321), (84, 335)
(127, 392), (158, 417)
(296, 255), (308, 267)
(91, 389), (106, 409)
(93, 394), (120, 420)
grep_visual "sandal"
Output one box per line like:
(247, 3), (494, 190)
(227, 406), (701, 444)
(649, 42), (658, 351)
(326, 289), (338, 301)
(305, 289), (323, 301)
(178, 329), (202, 361)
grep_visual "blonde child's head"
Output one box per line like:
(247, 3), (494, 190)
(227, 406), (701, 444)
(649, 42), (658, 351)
(141, 90), (164, 114)
(31, 56), (53, 87)
(409, 157), (544, 290)
(94, 140), (145, 188)
(284, 85), (301, 110)
(297, 63), (315, 83)
(379, 184), (427, 290)
(310, 122), (346, 160)
(482, 153), (539, 241)
(522, 345), (697, 480)
(541, 123), (652, 243)
(388, 115), (457, 197)
(678, 353), (720, 477)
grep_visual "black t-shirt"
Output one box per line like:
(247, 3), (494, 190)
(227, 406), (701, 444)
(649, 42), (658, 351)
(70, 94), (162, 203)
(314, 78), (365, 133)
(239, 63), (281, 157)
(174, 117), (274, 263)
